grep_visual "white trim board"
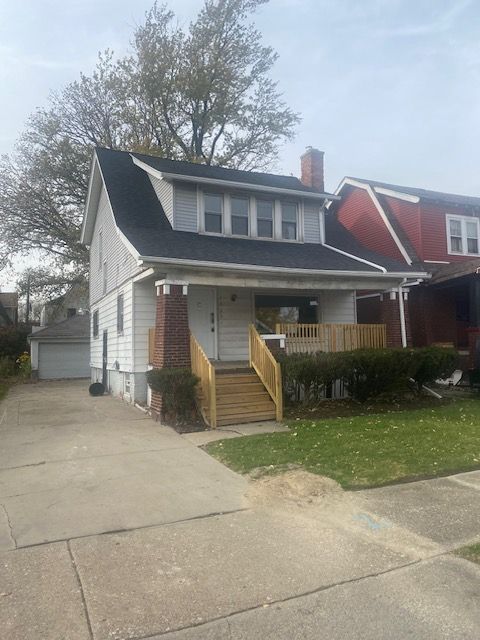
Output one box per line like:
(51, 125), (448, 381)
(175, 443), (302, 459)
(333, 177), (413, 265)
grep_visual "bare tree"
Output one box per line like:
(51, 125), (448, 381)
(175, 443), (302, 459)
(0, 0), (300, 296)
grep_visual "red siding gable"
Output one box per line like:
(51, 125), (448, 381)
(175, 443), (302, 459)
(381, 196), (423, 261)
(336, 186), (406, 263)
(420, 203), (480, 263)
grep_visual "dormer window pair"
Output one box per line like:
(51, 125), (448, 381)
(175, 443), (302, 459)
(447, 214), (479, 255)
(203, 193), (298, 241)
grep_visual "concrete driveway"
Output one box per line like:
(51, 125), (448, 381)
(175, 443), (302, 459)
(1, 381), (480, 640)
(0, 380), (247, 548)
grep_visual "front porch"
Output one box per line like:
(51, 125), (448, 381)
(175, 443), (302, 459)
(141, 276), (399, 427)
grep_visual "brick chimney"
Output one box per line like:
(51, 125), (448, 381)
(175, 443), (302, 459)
(301, 147), (325, 192)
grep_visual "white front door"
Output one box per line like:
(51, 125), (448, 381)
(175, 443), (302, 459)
(188, 287), (216, 359)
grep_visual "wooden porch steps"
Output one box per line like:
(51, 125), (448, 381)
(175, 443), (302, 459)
(201, 369), (276, 427)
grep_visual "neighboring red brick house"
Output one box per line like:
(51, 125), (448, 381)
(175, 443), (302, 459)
(328, 177), (480, 359)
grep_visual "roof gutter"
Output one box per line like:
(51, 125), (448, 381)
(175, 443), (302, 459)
(137, 254), (429, 280)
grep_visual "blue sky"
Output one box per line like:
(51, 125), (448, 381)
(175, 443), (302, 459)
(0, 0), (479, 195)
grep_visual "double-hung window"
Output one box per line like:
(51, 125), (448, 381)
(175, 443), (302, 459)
(281, 202), (297, 240)
(204, 194), (223, 233)
(256, 200), (274, 238)
(98, 229), (103, 270)
(447, 215), (479, 255)
(117, 294), (124, 333)
(92, 310), (99, 338)
(102, 260), (108, 295)
(231, 196), (249, 236)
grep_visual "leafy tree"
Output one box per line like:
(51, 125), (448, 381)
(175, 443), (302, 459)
(0, 0), (299, 297)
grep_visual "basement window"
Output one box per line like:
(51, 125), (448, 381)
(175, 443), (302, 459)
(447, 215), (479, 255)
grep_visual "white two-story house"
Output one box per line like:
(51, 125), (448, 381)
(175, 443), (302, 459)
(81, 147), (426, 426)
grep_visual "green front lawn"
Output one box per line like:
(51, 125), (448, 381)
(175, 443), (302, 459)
(206, 400), (480, 489)
(455, 543), (480, 565)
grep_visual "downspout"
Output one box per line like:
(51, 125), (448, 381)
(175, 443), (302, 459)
(398, 279), (408, 348)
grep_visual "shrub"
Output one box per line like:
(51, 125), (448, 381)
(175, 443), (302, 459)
(0, 356), (16, 378)
(410, 346), (458, 390)
(0, 325), (30, 360)
(278, 346), (459, 405)
(341, 348), (416, 403)
(278, 351), (350, 404)
(16, 352), (31, 379)
(146, 368), (199, 421)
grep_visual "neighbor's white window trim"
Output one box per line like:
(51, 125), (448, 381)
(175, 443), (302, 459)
(446, 214), (480, 256)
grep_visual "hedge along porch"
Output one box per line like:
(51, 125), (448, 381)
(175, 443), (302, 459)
(147, 273), (413, 426)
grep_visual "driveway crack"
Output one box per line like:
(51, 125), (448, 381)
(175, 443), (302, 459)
(67, 540), (94, 640)
(0, 503), (16, 549)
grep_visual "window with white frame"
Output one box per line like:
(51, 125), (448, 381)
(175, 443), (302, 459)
(92, 310), (99, 338)
(124, 372), (131, 395)
(117, 294), (124, 333)
(256, 200), (274, 238)
(204, 193), (223, 233)
(98, 229), (103, 270)
(447, 215), (479, 255)
(103, 260), (107, 295)
(281, 202), (298, 240)
(231, 196), (249, 236)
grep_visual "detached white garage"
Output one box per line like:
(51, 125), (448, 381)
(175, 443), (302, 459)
(29, 315), (90, 380)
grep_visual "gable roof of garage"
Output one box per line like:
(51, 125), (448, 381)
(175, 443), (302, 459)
(29, 314), (90, 340)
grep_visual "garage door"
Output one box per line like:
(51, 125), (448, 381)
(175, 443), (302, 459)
(38, 342), (90, 380)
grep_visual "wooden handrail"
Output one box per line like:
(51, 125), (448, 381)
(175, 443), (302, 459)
(190, 333), (217, 428)
(249, 325), (283, 422)
(275, 323), (386, 354)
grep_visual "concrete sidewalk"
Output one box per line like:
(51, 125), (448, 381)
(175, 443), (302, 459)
(1, 381), (480, 639)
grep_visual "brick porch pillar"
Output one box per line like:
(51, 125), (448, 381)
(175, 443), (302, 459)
(150, 280), (190, 419)
(380, 288), (412, 348)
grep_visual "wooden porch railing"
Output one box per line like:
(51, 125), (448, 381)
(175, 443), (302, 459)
(190, 333), (217, 428)
(148, 327), (156, 364)
(248, 325), (283, 421)
(275, 323), (387, 355)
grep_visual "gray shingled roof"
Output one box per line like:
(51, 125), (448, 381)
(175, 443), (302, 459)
(29, 314), (90, 340)
(95, 148), (421, 275)
(347, 177), (480, 208)
(131, 151), (326, 195)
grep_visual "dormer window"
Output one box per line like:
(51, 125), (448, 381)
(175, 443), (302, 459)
(447, 214), (479, 255)
(281, 202), (298, 240)
(204, 193), (223, 233)
(257, 200), (274, 238)
(231, 196), (249, 236)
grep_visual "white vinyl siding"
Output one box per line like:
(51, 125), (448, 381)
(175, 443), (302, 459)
(90, 282), (133, 372)
(156, 179), (322, 243)
(89, 187), (139, 305)
(320, 291), (356, 324)
(133, 280), (157, 370)
(217, 289), (253, 361)
(174, 182), (198, 232)
(304, 204), (322, 243)
(149, 175), (174, 225)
